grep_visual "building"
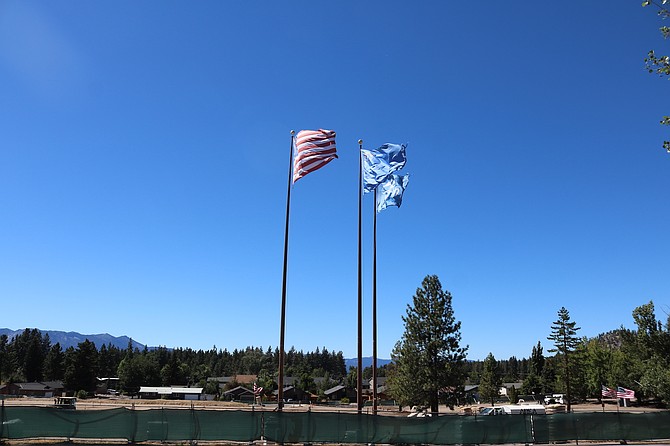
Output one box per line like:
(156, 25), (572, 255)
(138, 386), (203, 400)
(0, 381), (64, 398)
(222, 385), (255, 402)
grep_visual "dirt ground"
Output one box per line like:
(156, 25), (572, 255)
(2, 396), (666, 415)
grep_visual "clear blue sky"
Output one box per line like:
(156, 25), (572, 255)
(1, 1), (668, 361)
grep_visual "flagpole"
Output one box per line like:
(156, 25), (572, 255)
(372, 187), (378, 415)
(278, 130), (295, 412)
(357, 139), (363, 414)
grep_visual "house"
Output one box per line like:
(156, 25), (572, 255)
(222, 385), (255, 402)
(138, 386), (203, 400)
(464, 384), (480, 403)
(273, 376), (296, 387)
(0, 381), (64, 398)
(324, 384), (348, 401)
(207, 375), (257, 388)
(234, 375), (257, 385)
(96, 377), (120, 395)
(0, 383), (20, 396)
(272, 385), (306, 402)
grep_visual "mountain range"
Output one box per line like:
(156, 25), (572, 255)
(0, 328), (391, 366)
(0, 328), (145, 351)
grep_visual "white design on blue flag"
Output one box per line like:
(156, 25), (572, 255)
(376, 173), (409, 212)
(361, 143), (407, 193)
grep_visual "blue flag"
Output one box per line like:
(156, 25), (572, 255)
(361, 143), (407, 193)
(376, 173), (409, 212)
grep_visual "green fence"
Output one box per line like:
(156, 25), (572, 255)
(2, 406), (670, 444)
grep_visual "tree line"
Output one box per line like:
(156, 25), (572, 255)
(2, 277), (670, 409)
(464, 302), (670, 409)
(385, 275), (670, 412)
(0, 332), (347, 397)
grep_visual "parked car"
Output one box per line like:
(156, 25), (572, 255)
(544, 394), (565, 405)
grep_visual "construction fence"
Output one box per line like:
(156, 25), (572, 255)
(2, 405), (670, 444)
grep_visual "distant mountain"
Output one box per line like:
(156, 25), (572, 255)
(0, 328), (145, 351)
(344, 357), (392, 370)
(0, 329), (389, 365)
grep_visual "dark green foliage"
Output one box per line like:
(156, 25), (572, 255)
(0, 334), (8, 383)
(64, 339), (99, 393)
(642, 1), (670, 152)
(547, 307), (581, 411)
(522, 341), (550, 395)
(628, 301), (670, 405)
(479, 353), (502, 405)
(43, 343), (65, 381)
(387, 275), (468, 413)
(118, 352), (160, 395)
(508, 384), (519, 404)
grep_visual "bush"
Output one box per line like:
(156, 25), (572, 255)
(76, 390), (88, 400)
(340, 397), (350, 405)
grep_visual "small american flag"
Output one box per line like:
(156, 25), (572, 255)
(293, 129), (337, 183)
(616, 386), (635, 399)
(253, 383), (263, 396)
(601, 385), (616, 398)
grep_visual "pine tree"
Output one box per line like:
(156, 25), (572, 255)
(547, 307), (581, 412)
(388, 275), (468, 413)
(479, 353), (502, 405)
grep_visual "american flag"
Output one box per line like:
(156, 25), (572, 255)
(253, 383), (263, 395)
(601, 385), (616, 398)
(293, 129), (337, 183)
(616, 386), (635, 399)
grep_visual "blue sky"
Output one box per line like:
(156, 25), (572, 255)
(1, 1), (668, 361)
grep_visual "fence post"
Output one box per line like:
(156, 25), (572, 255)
(530, 414), (536, 444)
(190, 401), (200, 445)
(129, 403), (137, 444)
(261, 410), (265, 442)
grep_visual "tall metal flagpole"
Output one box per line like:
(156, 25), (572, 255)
(372, 187), (378, 415)
(357, 139), (364, 413)
(278, 130), (295, 412)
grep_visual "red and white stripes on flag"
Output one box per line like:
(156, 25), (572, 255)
(293, 129), (337, 183)
(616, 386), (635, 399)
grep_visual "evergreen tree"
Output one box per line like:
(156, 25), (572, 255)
(522, 341), (545, 396)
(0, 334), (8, 383)
(387, 275), (468, 413)
(479, 353), (502, 405)
(23, 330), (45, 382)
(43, 343), (65, 381)
(547, 307), (581, 411)
(64, 340), (99, 393)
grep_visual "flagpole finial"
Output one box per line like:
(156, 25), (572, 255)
(358, 139), (363, 145)
(290, 130), (295, 136)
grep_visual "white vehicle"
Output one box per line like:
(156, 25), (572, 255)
(480, 404), (546, 415)
(544, 394), (565, 405)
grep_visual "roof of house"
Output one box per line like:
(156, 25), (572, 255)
(370, 376), (388, 386)
(502, 382), (524, 389)
(324, 385), (346, 396)
(274, 376), (296, 386)
(139, 387), (203, 395)
(272, 386), (295, 396)
(222, 386), (254, 396)
(234, 375), (257, 384)
(18, 382), (51, 391)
